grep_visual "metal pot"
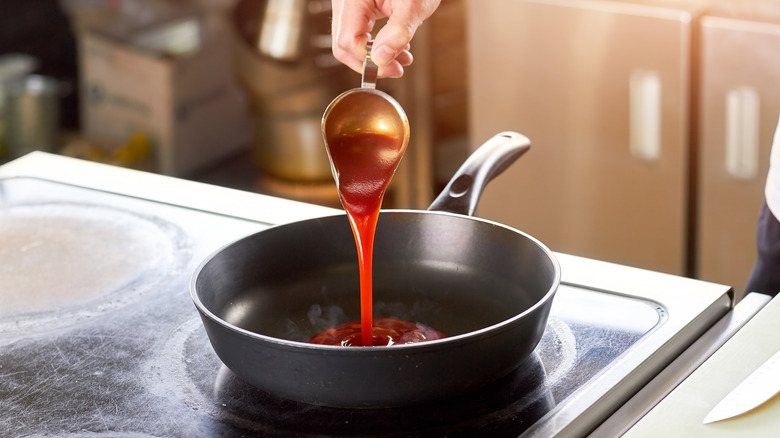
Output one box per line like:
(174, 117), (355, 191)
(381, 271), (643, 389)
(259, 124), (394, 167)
(232, 0), (351, 182)
(190, 131), (560, 408)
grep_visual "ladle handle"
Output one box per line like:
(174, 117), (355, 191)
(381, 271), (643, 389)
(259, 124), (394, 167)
(428, 131), (531, 216)
(362, 40), (378, 89)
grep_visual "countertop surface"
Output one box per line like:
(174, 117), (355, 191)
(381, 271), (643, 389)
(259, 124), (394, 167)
(624, 293), (780, 437)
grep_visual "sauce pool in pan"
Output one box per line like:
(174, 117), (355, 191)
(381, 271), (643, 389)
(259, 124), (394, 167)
(315, 131), (446, 346)
(309, 318), (447, 346)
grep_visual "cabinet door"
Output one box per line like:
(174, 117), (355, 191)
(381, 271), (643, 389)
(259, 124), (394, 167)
(467, 0), (693, 274)
(698, 17), (780, 295)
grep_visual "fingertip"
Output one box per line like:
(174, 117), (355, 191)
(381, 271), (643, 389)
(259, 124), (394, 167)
(395, 50), (413, 67)
(378, 63), (404, 79)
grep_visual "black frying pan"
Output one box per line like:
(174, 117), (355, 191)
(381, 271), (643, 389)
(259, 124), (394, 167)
(190, 131), (560, 408)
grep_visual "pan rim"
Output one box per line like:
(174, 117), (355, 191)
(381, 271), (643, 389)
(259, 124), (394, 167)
(189, 209), (561, 352)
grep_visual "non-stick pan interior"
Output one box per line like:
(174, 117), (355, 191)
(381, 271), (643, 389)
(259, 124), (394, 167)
(195, 211), (557, 343)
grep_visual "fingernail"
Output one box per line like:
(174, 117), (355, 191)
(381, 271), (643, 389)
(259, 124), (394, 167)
(371, 45), (396, 67)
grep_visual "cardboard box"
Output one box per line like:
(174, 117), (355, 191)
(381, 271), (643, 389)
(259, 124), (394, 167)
(78, 14), (251, 176)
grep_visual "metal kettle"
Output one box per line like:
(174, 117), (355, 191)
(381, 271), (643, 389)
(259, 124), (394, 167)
(253, 0), (309, 62)
(232, 0), (352, 186)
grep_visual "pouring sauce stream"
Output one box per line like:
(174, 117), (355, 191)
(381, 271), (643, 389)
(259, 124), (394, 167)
(325, 132), (402, 346)
(314, 129), (447, 346)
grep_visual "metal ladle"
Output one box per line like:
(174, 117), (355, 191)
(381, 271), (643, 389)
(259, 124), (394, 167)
(321, 40), (410, 166)
(320, 40), (411, 346)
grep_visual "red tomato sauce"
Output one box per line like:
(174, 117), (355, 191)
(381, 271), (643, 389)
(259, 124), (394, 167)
(309, 318), (447, 347)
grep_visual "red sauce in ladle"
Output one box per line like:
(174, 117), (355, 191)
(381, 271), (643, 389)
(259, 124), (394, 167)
(311, 131), (447, 346)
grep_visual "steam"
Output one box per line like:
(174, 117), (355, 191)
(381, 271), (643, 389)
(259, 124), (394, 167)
(307, 304), (347, 333)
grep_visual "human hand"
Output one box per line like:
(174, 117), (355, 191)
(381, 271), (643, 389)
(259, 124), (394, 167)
(331, 0), (441, 78)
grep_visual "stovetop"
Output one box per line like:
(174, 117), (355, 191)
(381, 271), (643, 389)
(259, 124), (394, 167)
(0, 154), (735, 437)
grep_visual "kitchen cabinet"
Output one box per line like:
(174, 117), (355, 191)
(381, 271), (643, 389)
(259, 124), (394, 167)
(465, 0), (780, 293)
(697, 17), (780, 294)
(467, 0), (695, 275)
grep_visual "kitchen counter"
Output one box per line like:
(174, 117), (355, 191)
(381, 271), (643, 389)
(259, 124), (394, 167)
(0, 151), (336, 225)
(623, 293), (780, 436)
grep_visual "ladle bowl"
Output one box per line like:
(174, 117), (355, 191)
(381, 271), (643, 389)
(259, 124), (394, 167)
(321, 41), (410, 161)
(322, 88), (409, 149)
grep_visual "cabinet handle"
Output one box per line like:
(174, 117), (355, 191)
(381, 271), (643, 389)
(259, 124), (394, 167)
(629, 70), (662, 161)
(725, 86), (760, 180)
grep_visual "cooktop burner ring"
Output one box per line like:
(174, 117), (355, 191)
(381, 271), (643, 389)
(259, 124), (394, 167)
(0, 201), (192, 335)
(137, 314), (578, 437)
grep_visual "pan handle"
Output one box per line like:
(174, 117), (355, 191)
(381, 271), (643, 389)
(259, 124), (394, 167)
(427, 131), (531, 216)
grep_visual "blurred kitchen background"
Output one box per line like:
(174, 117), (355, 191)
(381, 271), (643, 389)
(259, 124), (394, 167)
(2, 0), (780, 297)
